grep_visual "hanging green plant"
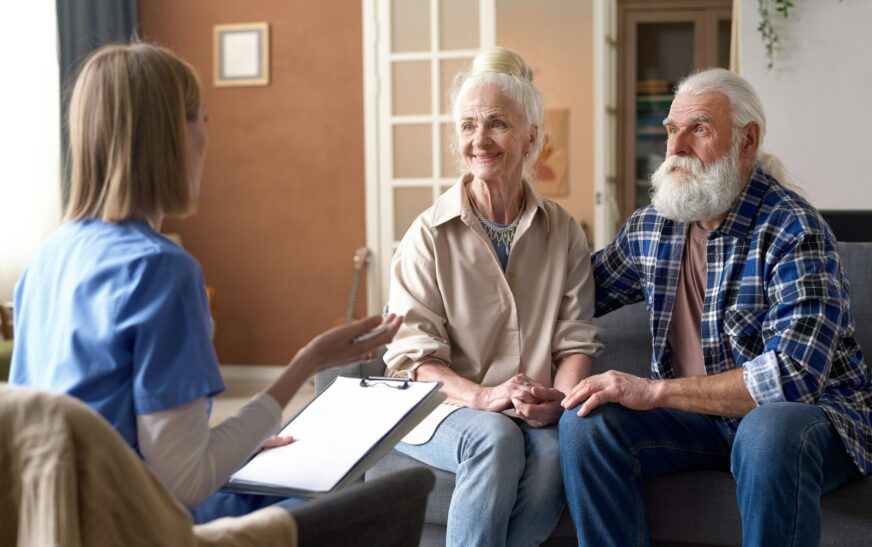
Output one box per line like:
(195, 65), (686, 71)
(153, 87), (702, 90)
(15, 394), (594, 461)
(757, 0), (844, 69)
(756, 0), (794, 69)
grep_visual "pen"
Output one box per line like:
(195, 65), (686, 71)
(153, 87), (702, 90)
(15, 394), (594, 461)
(352, 324), (389, 344)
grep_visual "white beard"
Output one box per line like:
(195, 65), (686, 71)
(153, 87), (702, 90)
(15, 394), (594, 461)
(650, 144), (744, 223)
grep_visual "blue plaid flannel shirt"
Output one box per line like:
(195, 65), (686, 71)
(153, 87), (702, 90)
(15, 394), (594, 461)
(593, 168), (872, 474)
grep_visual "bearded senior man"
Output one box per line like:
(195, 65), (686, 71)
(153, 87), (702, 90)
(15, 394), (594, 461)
(558, 68), (872, 546)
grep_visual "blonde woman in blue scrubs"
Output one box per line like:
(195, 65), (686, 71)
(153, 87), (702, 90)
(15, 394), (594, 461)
(9, 42), (401, 523)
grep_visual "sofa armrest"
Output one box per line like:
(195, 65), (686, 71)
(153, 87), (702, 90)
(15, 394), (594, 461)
(288, 467), (435, 547)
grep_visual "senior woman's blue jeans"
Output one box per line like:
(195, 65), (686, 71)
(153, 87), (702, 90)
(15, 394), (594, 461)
(558, 402), (860, 547)
(394, 407), (564, 547)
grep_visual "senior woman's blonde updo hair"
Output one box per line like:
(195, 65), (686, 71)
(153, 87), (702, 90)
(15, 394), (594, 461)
(450, 47), (544, 180)
(471, 47), (534, 82)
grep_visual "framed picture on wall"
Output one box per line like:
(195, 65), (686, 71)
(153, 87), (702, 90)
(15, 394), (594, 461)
(532, 109), (569, 197)
(213, 22), (270, 87)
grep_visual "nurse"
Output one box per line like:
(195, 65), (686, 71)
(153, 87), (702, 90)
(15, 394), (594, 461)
(9, 42), (401, 523)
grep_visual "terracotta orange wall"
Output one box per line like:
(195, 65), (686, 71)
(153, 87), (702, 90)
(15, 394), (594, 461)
(139, 1), (368, 364)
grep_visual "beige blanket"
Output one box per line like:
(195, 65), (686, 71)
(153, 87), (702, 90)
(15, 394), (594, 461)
(0, 383), (297, 547)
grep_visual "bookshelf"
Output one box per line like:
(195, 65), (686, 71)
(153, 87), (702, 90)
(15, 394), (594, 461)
(618, 0), (732, 219)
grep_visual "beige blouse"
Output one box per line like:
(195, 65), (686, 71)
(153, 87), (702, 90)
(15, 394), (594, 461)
(385, 175), (603, 397)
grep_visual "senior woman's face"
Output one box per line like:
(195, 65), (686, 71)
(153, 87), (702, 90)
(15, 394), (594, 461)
(457, 85), (532, 183)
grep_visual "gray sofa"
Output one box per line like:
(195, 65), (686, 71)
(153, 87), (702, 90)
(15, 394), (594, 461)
(316, 241), (872, 546)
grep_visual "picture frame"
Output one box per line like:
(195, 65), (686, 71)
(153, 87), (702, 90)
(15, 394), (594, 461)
(532, 109), (569, 197)
(213, 22), (270, 87)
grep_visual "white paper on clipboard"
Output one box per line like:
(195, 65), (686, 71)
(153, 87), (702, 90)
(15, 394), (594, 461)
(226, 376), (444, 496)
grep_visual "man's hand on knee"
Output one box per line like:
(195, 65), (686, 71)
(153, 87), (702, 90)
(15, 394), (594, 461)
(561, 370), (659, 417)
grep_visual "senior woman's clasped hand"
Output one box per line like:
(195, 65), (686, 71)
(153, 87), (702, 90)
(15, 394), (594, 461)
(472, 373), (565, 428)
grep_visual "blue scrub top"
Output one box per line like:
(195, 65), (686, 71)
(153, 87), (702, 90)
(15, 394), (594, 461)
(11, 219), (225, 452)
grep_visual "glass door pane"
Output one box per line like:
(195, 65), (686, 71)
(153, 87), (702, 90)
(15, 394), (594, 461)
(392, 61), (431, 115)
(388, 0), (488, 241)
(633, 22), (695, 210)
(393, 125), (432, 179)
(440, 58), (469, 114)
(440, 0), (480, 50)
(370, 0), (495, 309)
(392, 0), (430, 52)
(717, 17), (732, 69)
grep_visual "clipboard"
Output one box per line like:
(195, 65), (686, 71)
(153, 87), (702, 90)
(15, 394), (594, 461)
(223, 376), (445, 498)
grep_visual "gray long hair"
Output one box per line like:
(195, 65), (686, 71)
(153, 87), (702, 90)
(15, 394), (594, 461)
(675, 68), (789, 183)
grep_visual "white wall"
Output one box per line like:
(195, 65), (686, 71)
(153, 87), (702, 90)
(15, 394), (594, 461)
(497, 0), (595, 229)
(740, 0), (872, 210)
(0, 3), (62, 301)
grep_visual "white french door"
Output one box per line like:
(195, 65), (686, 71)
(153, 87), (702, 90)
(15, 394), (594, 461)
(363, 0), (496, 312)
(593, 0), (619, 251)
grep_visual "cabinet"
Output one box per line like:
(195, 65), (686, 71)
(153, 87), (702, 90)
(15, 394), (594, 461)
(618, 0), (732, 219)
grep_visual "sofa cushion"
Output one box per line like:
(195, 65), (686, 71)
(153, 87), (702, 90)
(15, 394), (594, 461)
(839, 242), (872, 354)
(593, 301), (651, 377)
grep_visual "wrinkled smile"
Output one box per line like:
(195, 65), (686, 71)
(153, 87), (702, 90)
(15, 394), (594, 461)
(473, 151), (501, 162)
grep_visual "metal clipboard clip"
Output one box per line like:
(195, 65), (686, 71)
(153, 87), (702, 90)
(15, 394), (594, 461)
(359, 376), (411, 390)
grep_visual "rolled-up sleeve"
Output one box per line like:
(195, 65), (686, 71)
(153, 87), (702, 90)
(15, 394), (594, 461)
(742, 350), (785, 405)
(552, 220), (604, 361)
(383, 223), (451, 378)
(744, 228), (844, 405)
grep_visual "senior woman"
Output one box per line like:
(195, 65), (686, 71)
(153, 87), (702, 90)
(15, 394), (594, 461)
(10, 42), (401, 523)
(384, 47), (603, 547)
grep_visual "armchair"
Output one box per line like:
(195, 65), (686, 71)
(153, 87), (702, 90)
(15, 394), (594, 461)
(0, 384), (434, 547)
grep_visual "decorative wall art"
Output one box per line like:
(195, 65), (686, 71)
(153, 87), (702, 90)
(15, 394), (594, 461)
(533, 109), (568, 197)
(213, 22), (270, 87)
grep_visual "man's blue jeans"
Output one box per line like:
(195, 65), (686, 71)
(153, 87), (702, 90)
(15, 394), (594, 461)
(559, 402), (860, 547)
(395, 407), (564, 547)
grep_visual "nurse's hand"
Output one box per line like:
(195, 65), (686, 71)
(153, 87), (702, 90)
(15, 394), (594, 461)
(267, 314), (403, 408)
(296, 314), (403, 374)
(259, 435), (294, 452)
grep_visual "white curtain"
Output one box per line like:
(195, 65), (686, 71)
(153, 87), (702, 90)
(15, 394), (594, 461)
(731, 0), (742, 73)
(0, 2), (62, 302)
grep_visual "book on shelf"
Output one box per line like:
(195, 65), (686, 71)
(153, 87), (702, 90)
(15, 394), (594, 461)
(636, 79), (669, 94)
(636, 94), (673, 110)
(637, 113), (666, 126)
(636, 125), (667, 136)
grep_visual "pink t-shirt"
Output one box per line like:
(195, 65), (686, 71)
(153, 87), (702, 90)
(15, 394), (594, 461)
(667, 222), (712, 377)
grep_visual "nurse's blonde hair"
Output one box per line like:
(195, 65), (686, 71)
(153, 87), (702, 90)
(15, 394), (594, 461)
(65, 42), (201, 223)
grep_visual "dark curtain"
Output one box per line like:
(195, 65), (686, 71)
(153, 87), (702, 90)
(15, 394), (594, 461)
(56, 0), (138, 208)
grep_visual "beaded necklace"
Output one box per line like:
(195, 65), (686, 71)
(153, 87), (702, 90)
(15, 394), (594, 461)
(465, 184), (526, 253)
